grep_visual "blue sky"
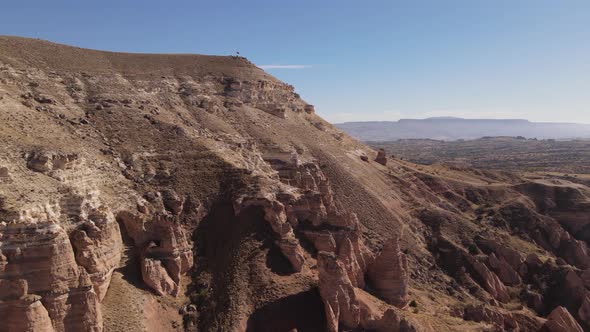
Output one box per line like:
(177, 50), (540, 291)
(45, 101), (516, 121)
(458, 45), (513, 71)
(2, 1), (589, 123)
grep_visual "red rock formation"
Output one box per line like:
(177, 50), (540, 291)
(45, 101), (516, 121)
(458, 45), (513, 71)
(161, 189), (185, 215)
(276, 237), (305, 272)
(6, 300), (54, 331)
(581, 269), (590, 287)
(117, 198), (195, 296)
(0, 279), (53, 331)
(375, 149), (387, 166)
(525, 289), (545, 313)
(357, 297), (400, 331)
(69, 204), (122, 301)
(469, 258), (510, 303)
(487, 253), (521, 286)
(0, 221), (105, 331)
(236, 196), (306, 272)
(318, 251), (361, 332)
(578, 292), (590, 327)
(337, 235), (371, 289)
(544, 306), (583, 332)
(476, 237), (526, 275)
(463, 305), (518, 330)
(466, 304), (547, 331)
(367, 236), (410, 307)
(141, 255), (178, 296)
(0, 166), (8, 178)
(302, 231), (336, 253)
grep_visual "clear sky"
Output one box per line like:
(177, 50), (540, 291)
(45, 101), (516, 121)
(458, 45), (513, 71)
(2, 0), (589, 123)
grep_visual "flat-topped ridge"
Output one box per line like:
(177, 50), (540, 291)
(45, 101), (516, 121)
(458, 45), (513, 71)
(0, 35), (273, 81)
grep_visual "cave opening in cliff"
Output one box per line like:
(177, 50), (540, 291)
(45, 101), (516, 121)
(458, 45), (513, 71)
(113, 217), (149, 291)
(194, 200), (292, 275)
(192, 200), (300, 329)
(245, 288), (326, 332)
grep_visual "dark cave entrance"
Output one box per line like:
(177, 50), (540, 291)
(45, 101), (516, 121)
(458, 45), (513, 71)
(245, 288), (327, 332)
(192, 200), (315, 330)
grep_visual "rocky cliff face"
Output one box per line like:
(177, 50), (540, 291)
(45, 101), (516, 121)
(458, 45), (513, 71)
(1, 36), (590, 332)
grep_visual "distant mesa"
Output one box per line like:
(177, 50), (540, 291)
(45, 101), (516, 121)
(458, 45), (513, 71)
(335, 117), (590, 141)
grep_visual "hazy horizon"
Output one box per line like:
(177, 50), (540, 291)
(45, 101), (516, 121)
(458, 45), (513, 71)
(333, 116), (590, 125)
(336, 117), (590, 141)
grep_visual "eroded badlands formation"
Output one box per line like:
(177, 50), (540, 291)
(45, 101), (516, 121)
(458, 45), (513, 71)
(1, 36), (590, 331)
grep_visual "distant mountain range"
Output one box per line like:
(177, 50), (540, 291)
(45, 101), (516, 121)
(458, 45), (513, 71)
(335, 117), (590, 141)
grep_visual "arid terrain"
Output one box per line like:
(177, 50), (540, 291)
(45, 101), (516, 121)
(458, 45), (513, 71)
(336, 118), (590, 141)
(1, 37), (590, 332)
(368, 137), (590, 176)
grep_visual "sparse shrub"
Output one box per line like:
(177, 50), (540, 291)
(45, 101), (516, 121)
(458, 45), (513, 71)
(410, 300), (418, 308)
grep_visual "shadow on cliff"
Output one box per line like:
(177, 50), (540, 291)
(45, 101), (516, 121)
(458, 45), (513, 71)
(116, 222), (151, 292)
(191, 200), (299, 330)
(245, 288), (326, 332)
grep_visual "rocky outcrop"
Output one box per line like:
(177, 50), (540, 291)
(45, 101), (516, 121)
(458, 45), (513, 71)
(303, 231), (336, 253)
(0, 279), (55, 332)
(236, 196), (306, 272)
(235, 156), (373, 280)
(355, 288), (426, 332)
(0, 222), (104, 332)
(69, 201), (122, 301)
(564, 269), (585, 304)
(487, 253), (521, 286)
(141, 249), (178, 296)
(375, 149), (387, 166)
(469, 258), (510, 303)
(26, 151), (80, 177)
(525, 289), (545, 313)
(544, 306), (583, 332)
(578, 293), (590, 327)
(337, 233), (371, 289)
(463, 304), (548, 331)
(161, 189), (185, 215)
(117, 203), (194, 295)
(367, 236), (409, 307)
(0, 166), (8, 179)
(220, 78), (312, 118)
(318, 251), (360, 332)
(463, 305), (517, 330)
(276, 237), (305, 272)
(476, 237), (526, 280)
(497, 202), (590, 270)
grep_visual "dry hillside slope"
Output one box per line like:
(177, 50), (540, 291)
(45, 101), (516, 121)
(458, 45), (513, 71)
(1, 36), (589, 332)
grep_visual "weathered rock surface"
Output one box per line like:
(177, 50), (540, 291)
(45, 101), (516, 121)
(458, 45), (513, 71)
(367, 236), (410, 307)
(117, 208), (194, 295)
(0, 295), (55, 332)
(544, 306), (583, 332)
(0, 167), (9, 178)
(578, 292), (590, 327)
(375, 148), (387, 166)
(141, 255), (178, 296)
(487, 252), (521, 286)
(318, 251), (361, 332)
(470, 258), (510, 303)
(0, 220), (106, 332)
(463, 305), (517, 330)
